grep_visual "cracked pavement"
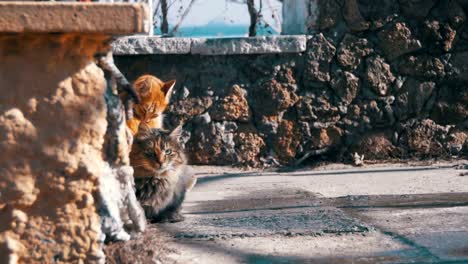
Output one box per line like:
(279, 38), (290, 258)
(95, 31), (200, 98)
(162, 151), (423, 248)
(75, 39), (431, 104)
(153, 161), (468, 263)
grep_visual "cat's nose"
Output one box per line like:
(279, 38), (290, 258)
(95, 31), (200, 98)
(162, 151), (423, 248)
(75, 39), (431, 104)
(153, 158), (162, 168)
(155, 156), (164, 166)
(158, 157), (165, 165)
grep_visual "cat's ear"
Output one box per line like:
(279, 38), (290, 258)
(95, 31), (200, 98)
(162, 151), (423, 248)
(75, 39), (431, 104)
(169, 124), (183, 140)
(162, 80), (176, 103)
(135, 78), (151, 99)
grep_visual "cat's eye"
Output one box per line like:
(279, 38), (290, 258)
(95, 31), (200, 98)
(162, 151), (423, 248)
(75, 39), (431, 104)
(165, 149), (172, 155)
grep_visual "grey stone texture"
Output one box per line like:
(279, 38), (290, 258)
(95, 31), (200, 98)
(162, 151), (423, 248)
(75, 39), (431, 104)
(191, 36), (307, 55)
(115, 0), (468, 166)
(113, 35), (307, 55)
(113, 37), (191, 55)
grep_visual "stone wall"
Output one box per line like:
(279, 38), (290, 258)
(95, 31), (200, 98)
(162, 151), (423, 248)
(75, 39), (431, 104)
(0, 33), (108, 264)
(115, 0), (468, 167)
(0, 3), (148, 263)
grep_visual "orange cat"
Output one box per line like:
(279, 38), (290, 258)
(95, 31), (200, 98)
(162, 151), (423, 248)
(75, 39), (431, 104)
(126, 75), (176, 135)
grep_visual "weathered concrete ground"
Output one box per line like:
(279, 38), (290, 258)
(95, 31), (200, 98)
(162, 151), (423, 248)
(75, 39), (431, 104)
(111, 161), (468, 263)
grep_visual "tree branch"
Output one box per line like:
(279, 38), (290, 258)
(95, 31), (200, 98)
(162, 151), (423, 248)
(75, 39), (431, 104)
(169, 0), (197, 36)
(161, 0), (169, 34)
(247, 0), (257, 36)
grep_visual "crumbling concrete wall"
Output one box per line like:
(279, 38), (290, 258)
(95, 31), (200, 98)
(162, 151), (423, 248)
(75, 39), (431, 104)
(0, 3), (148, 263)
(115, 0), (468, 167)
(0, 34), (108, 263)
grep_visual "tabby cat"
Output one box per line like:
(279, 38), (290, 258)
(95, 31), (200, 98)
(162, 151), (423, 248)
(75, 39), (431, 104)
(130, 124), (196, 223)
(126, 75), (176, 135)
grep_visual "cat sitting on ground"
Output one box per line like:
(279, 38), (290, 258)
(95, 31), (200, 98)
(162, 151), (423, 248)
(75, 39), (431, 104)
(130, 124), (196, 223)
(125, 75), (176, 135)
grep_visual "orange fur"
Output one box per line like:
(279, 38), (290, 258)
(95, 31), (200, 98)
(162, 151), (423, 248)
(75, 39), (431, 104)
(126, 75), (176, 135)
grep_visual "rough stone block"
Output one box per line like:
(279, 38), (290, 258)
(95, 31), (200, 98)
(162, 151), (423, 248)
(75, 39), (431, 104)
(364, 56), (395, 96)
(190, 35), (307, 55)
(0, 2), (149, 34)
(0, 34), (107, 263)
(113, 35), (307, 55)
(337, 34), (373, 71)
(113, 36), (192, 55)
(303, 34), (336, 84)
(0, 2), (148, 263)
(378, 22), (422, 60)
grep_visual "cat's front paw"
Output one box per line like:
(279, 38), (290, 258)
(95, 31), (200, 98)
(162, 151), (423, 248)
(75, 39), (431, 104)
(166, 213), (185, 223)
(156, 213), (185, 223)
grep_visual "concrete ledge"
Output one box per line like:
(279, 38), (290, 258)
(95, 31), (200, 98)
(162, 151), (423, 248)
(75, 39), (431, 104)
(191, 36), (307, 55)
(113, 36), (191, 55)
(0, 2), (149, 34)
(112, 35), (307, 55)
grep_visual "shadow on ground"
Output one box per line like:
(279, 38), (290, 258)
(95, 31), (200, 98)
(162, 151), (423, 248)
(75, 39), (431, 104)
(196, 165), (456, 187)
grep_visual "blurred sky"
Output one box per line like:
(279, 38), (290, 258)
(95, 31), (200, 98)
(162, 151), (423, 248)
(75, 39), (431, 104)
(161, 0), (282, 30)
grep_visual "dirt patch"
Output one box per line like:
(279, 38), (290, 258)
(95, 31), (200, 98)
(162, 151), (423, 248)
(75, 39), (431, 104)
(105, 225), (175, 264)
